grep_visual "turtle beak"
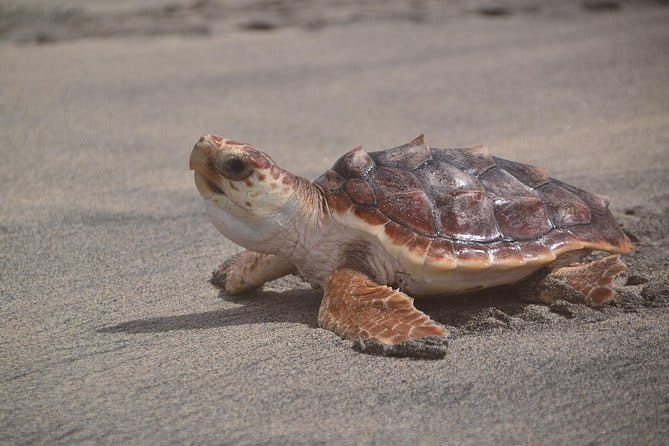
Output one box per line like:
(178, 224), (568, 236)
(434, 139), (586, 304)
(190, 134), (224, 171)
(190, 134), (226, 197)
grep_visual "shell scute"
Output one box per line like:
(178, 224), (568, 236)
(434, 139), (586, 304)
(369, 135), (432, 170)
(378, 190), (438, 236)
(432, 145), (495, 176)
(415, 161), (483, 206)
(332, 146), (374, 179)
(567, 224), (606, 248)
(492, 157), (550, 187)
(452, 241), (491, 270)
(538, 183), (592, 227)
(383, 221), (416, 246)
(539, 229), (582, 253)
(487, 243), (526, 269)
(368, 166), (422, 196)
(554, 179), (609, 214)
(480, 167), (538, 199)
(405, 235), (431, 257)
(326, 190), (353, 214)
(315, 169), (345, 191)
(590, 212), (633, 251)
(352, 206), (388, 226)
(426, 239), (456, 265)
(398, 235), (431, 277)
(516, 239), (556, 264)
(439, 191), (501, 242)
(345, 179), (376, 206)
(494, 197), (553, 240)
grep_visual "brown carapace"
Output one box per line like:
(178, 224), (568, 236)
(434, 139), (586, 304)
(314, 135), (631, 271)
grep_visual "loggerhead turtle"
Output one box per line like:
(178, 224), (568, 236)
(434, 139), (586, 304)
(189, 134), (633, 358)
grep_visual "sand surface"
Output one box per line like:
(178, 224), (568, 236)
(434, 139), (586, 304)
(1, 1), (668, 443)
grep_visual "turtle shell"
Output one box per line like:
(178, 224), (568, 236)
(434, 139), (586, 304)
(314, 135), (633, 274)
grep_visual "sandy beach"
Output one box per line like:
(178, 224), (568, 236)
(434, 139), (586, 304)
(1, 1), (668, 443)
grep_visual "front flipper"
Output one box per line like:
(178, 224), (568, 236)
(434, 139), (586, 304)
(318, 268), (448, 359)
(211, 250), (295, 295)
(538, 255), (626, 306)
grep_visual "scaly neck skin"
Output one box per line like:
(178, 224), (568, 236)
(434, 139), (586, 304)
(203, 165), (328, 257)
(275, 176), (329, 260)
(279, 179), (396, 289)
(214, 170), (327, 258)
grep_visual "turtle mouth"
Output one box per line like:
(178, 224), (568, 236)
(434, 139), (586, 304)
(206, 178), (225, 195)
(194, 172), (226, 198)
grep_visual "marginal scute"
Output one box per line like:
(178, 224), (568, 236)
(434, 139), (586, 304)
(378, 190), (438, 236)
(383, 221), (417, 246)
(480, 167), (538, 199)
(589, 212), (633, 252)
(487, 242), (526, 269)
(415, 161), (483, 206)
(492, 157), (550, 187)
(398, 235), (431, 277)
(538, 183), (592, 227)
(405, 235), (431, 257)
(353, 206), (388, 226)
(516, 239), (557, 264)
(425, 239), (456, 267)
(452, 242), (491, 270)
(325, 190), (353, 214)
(369, 134), (432, 170)
(439, 191), (501, 242)
(567, 224), (605, 248)
(332, 146), (375, 179)
(314, 169), (345, 191)
(494, 197), (553, 240)
(539, 229), (583, 255)
(345, 179), (376, 206)
(432, 145), (496, 176)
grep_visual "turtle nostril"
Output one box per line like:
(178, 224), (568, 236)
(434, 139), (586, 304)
(198, 136), (206, 143)
(208, 134), (224, 146)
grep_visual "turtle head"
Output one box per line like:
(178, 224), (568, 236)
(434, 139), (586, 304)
(190, 134), (303, 252)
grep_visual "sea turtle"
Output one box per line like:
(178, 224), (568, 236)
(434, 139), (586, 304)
(189, 134), (633, 358)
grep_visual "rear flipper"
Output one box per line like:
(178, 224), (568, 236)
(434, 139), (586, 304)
(538, 255), (626, 306)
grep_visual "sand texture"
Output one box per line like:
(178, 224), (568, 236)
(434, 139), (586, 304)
(1, 1), (668, 443)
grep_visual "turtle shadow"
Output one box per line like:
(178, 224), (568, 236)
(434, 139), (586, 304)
(98, 288), (322, 334)
(417, 285), (540, 330)
(99, 281), (544, 336)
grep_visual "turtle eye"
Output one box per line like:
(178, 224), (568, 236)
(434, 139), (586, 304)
(215, 153), (253, 180)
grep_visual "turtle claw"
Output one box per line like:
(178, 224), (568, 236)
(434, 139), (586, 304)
(210, 255), (238, 289)
(210, 266), (227, 289)
(353, 336), (449, 360)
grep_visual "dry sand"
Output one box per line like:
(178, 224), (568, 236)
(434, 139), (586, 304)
(1, 1), (668, 443)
